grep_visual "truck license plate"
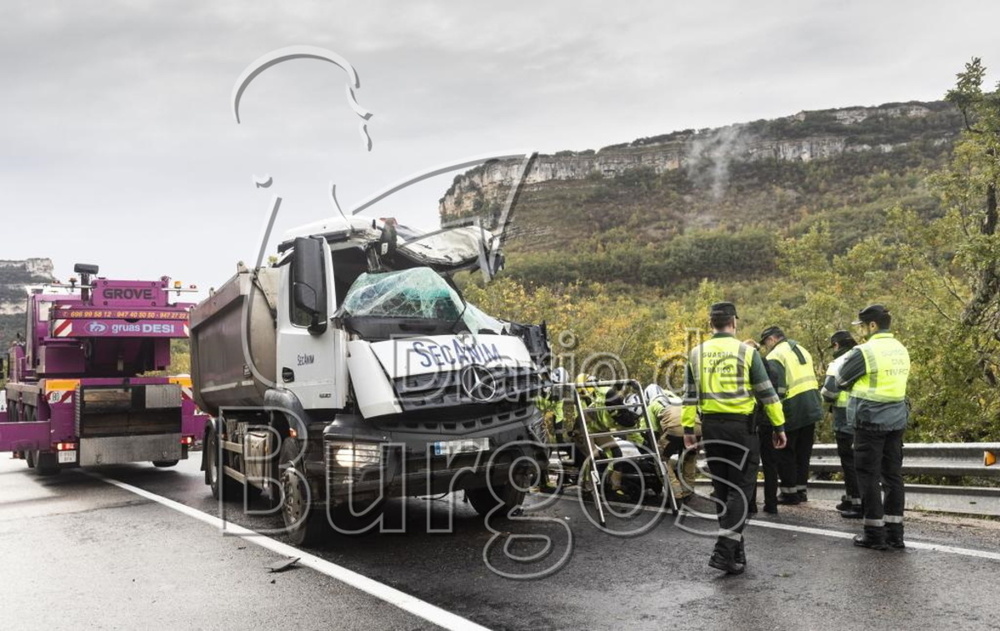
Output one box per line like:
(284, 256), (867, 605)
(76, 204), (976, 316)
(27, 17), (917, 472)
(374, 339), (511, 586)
(58, 450), (76, 464)
(432, 437), (489, 457)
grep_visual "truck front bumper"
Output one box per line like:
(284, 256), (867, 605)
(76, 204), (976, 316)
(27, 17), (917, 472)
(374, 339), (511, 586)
(321, 405), (547, 508)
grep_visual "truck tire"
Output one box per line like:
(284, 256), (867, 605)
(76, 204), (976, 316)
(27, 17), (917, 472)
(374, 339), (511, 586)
(26, 450), (36, 469)
(279, 438), (328, 546)
(152, 460), (180, 468)
(466, 483), (526, 519)
(35, 452), (61, 476)
(205, 428), (240, 500)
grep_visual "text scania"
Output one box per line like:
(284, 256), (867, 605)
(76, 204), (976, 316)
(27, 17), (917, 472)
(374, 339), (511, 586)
(110, 323), (177, 334)
(412, 339), (502, 368)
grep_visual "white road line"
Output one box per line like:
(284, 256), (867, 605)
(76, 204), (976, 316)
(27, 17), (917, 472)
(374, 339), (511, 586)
(744, 517), (1000, 560)
(88, 472), (491, 631)
(550, 491), (1000, 562)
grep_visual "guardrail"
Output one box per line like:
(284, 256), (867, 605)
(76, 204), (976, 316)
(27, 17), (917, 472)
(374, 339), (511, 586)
(809, 442), (1000, 517)
(811, 442), (1000, 478)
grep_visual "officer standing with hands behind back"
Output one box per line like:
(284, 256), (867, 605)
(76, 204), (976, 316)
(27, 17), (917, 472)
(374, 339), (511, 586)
(833, 305), (911, 550)
(682, 302), (787, 575)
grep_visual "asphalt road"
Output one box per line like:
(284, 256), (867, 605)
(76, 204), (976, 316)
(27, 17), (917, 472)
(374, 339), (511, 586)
(2, 454), (999, 631)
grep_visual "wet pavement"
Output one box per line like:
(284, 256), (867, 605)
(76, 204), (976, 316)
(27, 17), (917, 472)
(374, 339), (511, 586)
(2, 454), (998, 630)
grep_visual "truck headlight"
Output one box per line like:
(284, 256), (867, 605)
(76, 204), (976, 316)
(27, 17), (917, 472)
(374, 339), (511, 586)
(328, 441), (381, 469)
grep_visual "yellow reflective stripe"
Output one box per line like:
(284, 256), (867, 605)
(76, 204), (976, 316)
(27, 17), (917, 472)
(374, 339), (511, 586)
(43, 379), (80, 394)
(168, 375), (193, 387)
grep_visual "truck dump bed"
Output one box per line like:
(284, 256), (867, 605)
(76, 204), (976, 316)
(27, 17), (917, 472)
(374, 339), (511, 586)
(189, 266), (279, 415)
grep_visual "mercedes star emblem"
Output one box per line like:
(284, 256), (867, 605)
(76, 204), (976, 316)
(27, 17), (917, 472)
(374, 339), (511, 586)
(461, 365), (497, 402)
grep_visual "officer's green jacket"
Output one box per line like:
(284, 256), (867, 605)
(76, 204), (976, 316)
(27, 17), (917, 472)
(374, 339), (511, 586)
(766, 339), (823, 431)
(681, 333), (786, 433)
(834, 331), (910, 432)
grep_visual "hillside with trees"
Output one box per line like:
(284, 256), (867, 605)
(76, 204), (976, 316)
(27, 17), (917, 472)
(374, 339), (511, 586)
(454, 59), (1000, 444)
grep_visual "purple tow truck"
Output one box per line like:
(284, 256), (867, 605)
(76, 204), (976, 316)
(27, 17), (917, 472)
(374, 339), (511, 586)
(0, 264), (208, 475)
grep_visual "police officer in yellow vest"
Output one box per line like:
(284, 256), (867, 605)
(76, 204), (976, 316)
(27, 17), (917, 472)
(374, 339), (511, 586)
(683, 302), (787, 575)
(834, 304), (910, 550)
(759, 326), (823, 505)
(820, 330), (862, 518)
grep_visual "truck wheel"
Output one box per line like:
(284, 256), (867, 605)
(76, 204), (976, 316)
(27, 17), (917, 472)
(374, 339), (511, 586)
(205, 428), (239, 500)
(152, 460), (179, 468)
(280, 438), (327, 546)
(35, 452), (61, 476)
(26, 450), (36, 469)
(466, 483), (526, 519)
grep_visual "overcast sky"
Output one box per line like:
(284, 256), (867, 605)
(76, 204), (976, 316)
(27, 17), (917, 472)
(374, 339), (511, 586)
(2, 0), (998, 293)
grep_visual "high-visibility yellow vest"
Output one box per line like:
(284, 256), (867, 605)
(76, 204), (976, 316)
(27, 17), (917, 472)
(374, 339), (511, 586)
(826, 354), (851, 408)
(689, 336), (756, 416)
(769, 339), (819, 398)
(850, 333), (910, 403)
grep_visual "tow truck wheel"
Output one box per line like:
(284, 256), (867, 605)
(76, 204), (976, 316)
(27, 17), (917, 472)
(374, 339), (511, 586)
(26, 450), (36, 469)
(279, 438), (327, 546)
(466, 483), (526, 519)
(152, 460), (179, 468)
(206, 427), (239, 500)
(35, 451), (61, 476)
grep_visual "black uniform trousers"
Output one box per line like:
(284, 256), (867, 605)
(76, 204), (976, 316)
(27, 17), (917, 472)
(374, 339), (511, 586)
(755, 421), (779, 509)
(701, 416), (760, 557)
(835, 430), (861, 501)
(854, 427), (905, 528)
(776, 422), (815, 494)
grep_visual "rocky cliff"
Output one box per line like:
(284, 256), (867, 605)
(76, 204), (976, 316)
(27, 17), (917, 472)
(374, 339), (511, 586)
(0, 259), (56, 346)
(0, 258), (55, 314)
(439, 101), (960, 219)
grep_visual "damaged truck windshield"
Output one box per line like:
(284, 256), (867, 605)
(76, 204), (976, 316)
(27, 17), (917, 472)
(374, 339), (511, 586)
(341, 267), (505, 339)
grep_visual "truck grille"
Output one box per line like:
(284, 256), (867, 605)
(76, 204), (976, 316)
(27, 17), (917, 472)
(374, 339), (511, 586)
(371, 404), (535, 435)
(393, 367), (543, 412)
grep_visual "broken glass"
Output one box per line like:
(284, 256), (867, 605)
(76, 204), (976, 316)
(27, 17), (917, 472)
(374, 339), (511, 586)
(342, 268), (464, 321)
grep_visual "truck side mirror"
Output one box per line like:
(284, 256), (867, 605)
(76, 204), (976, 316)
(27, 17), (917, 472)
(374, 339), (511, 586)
(292, 236), (328, 334)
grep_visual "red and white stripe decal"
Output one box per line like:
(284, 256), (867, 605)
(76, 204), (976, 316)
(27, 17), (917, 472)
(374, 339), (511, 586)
(180, 386), (194, 402)
(183, 325), (190, 337)
(48, 391), (74, 405)
(53, 319), (73, 337)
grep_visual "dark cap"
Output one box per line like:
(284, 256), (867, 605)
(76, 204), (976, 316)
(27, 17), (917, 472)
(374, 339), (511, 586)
(759, 326), (784, 344)
(852, 304), (890, 325)
(829, 329), (856, 348)
(709, 302), (738, 318)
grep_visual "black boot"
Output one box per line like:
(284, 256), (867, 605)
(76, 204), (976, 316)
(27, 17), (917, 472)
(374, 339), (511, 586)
(853, 526), (887, 550)
(796, 489), (808, 503)
(708, 550), (745, 575)
(839, 507), (863, 519)
(735, 539), (747, 565)
(886, 524), (905, 549)
(777, 493), (800, 505)
(835, 495), (851, 511)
